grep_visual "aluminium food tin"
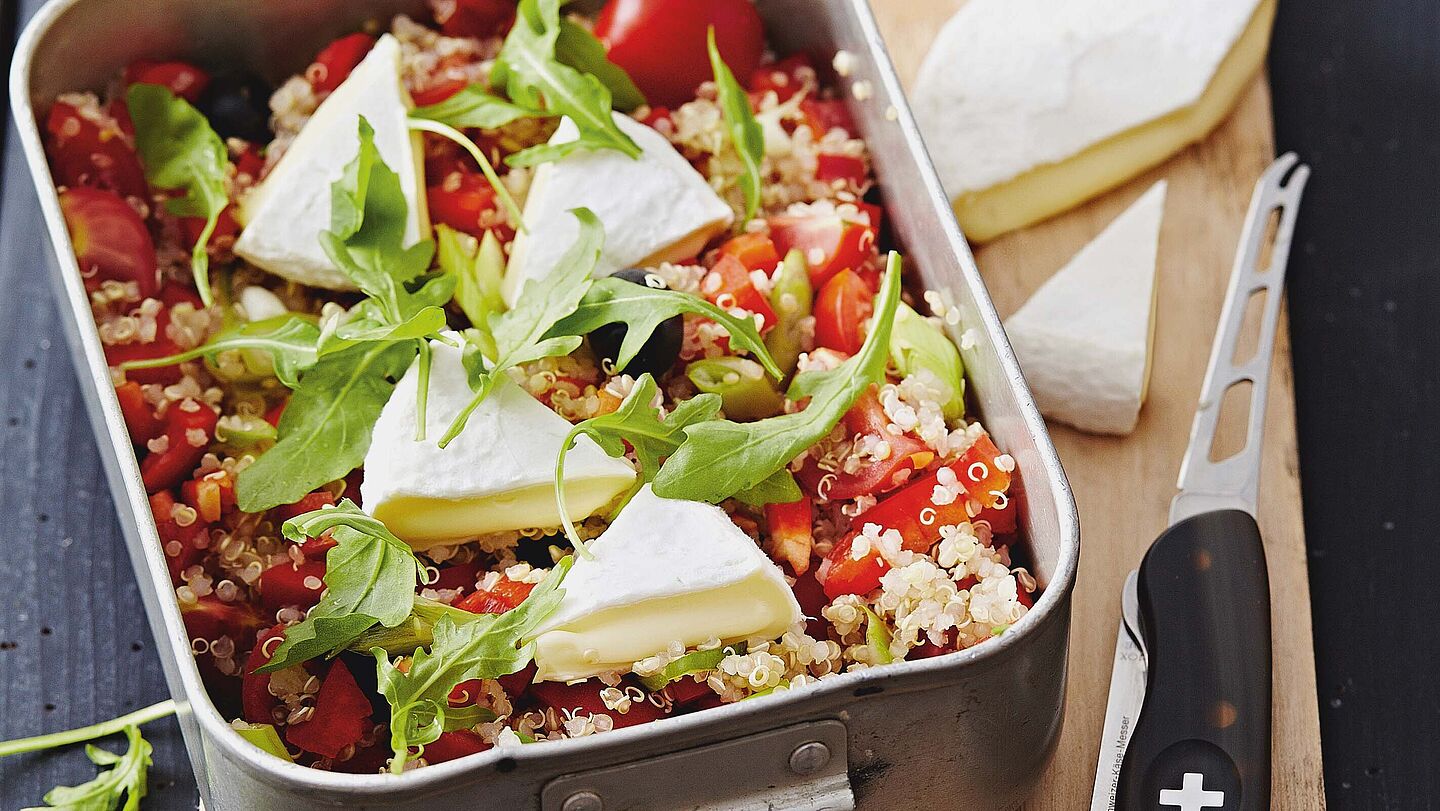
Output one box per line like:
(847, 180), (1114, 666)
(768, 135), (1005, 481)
(10, 0), (1080, 808)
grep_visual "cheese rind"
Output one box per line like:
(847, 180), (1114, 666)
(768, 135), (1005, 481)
(1004, 181), (1166, 436)
(502, 112), (733, 306)
(361, 337), (636, 549)
(531, 485), (802, 682)
(913, 0), (1274, 242)
(234, 34), (428, 289)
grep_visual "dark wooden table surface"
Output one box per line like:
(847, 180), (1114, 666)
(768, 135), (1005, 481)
(2, 0), (1437, 808)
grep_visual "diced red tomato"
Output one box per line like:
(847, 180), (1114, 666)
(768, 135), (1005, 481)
(123, 59), (210, 102)
(307, 33), (376, 94)
(437, 0), (518, 39)
(498, 663), (537, 698)
(431, 560), (481, 593)
(815, 531), (890, 600)
(259, 560), (327, 615)
(455, 578), (535, 614)
(797, 387), (933, 503)
(529, 678), (671, 729)
(286, 659), (373, 759)
(800, 98), (856, 138)
(847, 433), (1013, 554)
(594, 0), (764, 107)
(767, 215), (876, 289)
(701, 254), (777, 330)
(427, 171), (514, 241)
(447, 678), (486, 707)
(815, 153), (868, 189)
(45, 101), (149, 199)
(763, 497), (813, 576)
(789, 570), (830, 639)
(716, 232), (780, 273)
(275, 490), (336, 523)
(232, 142), (265, 182)
(812, 269), (874, 355)
(58, 187), (158, 298)
(242, 624), (288, 724)
(423, 730), (491, 764)
(181, 595), (266, 655)
(639, 105), (673, 130)
(140, 400), (218, 493)
(748, 53), (816, 103)
(263, 399), (287, 429)
(115, 381), (162, 444)
(977, 501), (1017, 537)
(151, 490), (211, 584)
(908, 630), (957, 660)
(181, 472), (235, 524)
(411, 75), (469, 107)
(179, 205), (240, 251)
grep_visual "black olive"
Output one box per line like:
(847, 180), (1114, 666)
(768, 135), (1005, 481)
(588, 268), (684, 379)
(197, 72), (273, 143)
(515, 533), (565, 567)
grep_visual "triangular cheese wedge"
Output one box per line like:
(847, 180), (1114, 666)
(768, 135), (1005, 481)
(1005, 180), (1166, 435)
(361, 337), (636, 549)
(502, 112), (734, 306)
(532, 485), (802, 682)
(235, 34), (428, 290)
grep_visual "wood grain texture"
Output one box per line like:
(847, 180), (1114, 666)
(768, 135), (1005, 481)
(869, 1), (1325, 807)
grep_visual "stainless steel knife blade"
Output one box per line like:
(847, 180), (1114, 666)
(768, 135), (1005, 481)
(1090, 573), (1146, 811)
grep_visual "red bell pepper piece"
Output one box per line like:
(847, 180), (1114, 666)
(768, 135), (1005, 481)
(763, 497), (813, 576)
(242, 624), (289, 724)
(748, 53), (816, 103)
(815, 531), (891, 600)
(701, 254), (777, 330)
(115, 381), (162, 444)
(716, 232), (780, 273)
(422, 730), (492, 764)
(140, 400), (218, 493)
(529, 678), (671, 729)
(259, 560), (327, 615)
(124, 59), (210, 102)
(455, 578), (535, 615)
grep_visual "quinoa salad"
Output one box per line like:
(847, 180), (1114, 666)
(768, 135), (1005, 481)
(41, 0), (1036, 775)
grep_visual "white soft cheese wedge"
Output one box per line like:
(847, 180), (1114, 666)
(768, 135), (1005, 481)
(531, 485), (802, 683)
(912, 0), (1274, 242)
(502, 113), (733, 306)
(234, 34), (428, 289)
(361, 338), (636, 549)
(1005, 181), (1167, 436)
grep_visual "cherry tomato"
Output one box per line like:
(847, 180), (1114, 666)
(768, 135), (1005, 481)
(307, 33), (376, 94)
(748, 53), (816, 103)
(701, 254), (777, 330)
(812, 269), (874, 355)
(456, 578), (535, 614)
(797, 386), (933, 503)
(767, 215), (876, 289)
(140, 400), (218, 493)
(45, 101), (149, 199)
(437, 0), (518, 39)
(763, 497), (813, 576)
(58, 187), (158, 298)
(124, 59), (211, 102)
(411, 75), (470, 107)
(286, 659), (374, 758)
(259, 560), (327, 615)
(115, 381), (162, 444)
(715, 232), (780, 273)
(594, 0), (765, 107)
(815, 153), (868, 189)
(816, 531), (890, 600)
(427, 171), (514, 241)
(529, 677), (672, 729)
(800, 98), (856, 138)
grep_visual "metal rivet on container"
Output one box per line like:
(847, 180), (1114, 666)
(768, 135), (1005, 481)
(561, 791), (604, 811)
(788, 741), (831, 776)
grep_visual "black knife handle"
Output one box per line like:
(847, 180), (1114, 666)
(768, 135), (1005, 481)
(1116, 510), (1271, 811)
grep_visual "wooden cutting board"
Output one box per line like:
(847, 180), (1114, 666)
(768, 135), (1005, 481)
(870, 2), (1327, 808)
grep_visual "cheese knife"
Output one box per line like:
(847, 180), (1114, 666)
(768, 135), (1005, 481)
(1089, 152), (1309, 811)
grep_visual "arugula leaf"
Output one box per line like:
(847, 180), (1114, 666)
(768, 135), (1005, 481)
(863, 606), (895, 665)
(494, 0), (641, 164)
(320, 302), (451, 356)
(437, 225), (507, 358)
(732, 468), (803, 508)
(890, 303), (966, 421)
(554, 374), (721, 545)
(411, 84), (548, 129)
(374, 556), (572, 773)
(548, 276), (784, 379)
(439, 208), (604, 447)
(636, 642), (745, 692)
(126, 84), (230, 307)
(652, 252), (903, 504)
(554, 18), (646, 112)
(707, 28), (765, 223)
(351, 594), (479, 656)
(20, 725), (152, 811)
(258, 501), (425, 672)
(118, 314), (320, 388)
(235, 341), (416, 512)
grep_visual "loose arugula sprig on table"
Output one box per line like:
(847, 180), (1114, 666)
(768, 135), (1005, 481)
(651, 251), (905, 505)
(375, 557), (572, 774)
(126, 84), (230, 307)
(707, 27), (766, 223)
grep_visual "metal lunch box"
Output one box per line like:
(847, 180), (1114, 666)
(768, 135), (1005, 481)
(10, 0), (1080, 807)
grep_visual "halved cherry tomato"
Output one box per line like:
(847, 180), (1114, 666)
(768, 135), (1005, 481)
(58, 187), (158, 298)
(124, 59), (211, 102)
(716, 232), (780, 273)
(286, 659), (373, 758)
(242, 624), (289, 724)
(763, 497), (813, 576)
(767, 215), (875, 289)
(45, 101), (149, 199)
(797, 387), (933, 503)
(748, 53), (816, 103)
(437, 0), (518, 39)
(847, 433), (1012, 554)
(529, 677), (671, 729)
(594, 0), (764, 107)
(701, 254), (777, 330)
(812, 269), (874, 355)
(456, 578), (535, 614)
(800, 98), (856, 138)
(815, 153), (868, 189)
(427, 171), (514, 241)
(140, 400), (218, 493)
(816, 531), (890, 600)
(307, 33), (376, 94)
(423, 730), (492, 764)
(115, 381), (162, 444)
(259, 560), (327, 615)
